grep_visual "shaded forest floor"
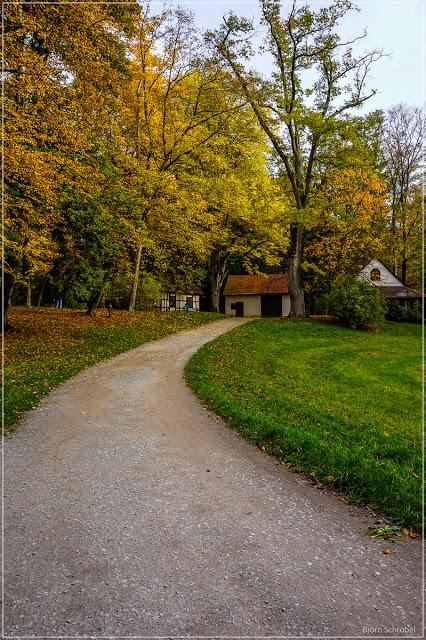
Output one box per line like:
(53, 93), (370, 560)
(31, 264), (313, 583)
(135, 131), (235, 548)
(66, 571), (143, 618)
(186, 319), (422, 530)
(4, 307), (222, 430)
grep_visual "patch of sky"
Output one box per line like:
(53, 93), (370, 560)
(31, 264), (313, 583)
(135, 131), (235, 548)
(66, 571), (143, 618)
(154, 0), (425, 113)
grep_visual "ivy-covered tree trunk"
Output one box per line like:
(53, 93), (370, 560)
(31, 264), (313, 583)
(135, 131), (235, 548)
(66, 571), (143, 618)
(86, 268), (111, 316)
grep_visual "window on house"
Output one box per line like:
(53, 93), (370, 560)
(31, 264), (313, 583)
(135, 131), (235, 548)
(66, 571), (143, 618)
(169, 294), (176, 308)
(186, 295), (193, 308)
(370, 268), (381, 281)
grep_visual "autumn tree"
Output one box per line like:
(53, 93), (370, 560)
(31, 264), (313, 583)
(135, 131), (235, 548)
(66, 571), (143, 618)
(351, 110), (386, 174)
(122, 7), (244, 310)
(55, 145), (140, 314)
(297, 109), (390, 298)
(209, 0), (383, 317)
(184, 108), (288, 311)
(3, 1), (139, 325)
(382, 104), (423, 285)
(304, 167), (388, 297)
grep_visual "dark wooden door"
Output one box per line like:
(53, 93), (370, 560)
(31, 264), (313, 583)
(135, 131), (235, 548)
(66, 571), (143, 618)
(235, 301), (244, 317)
(261, 295), (282, 317)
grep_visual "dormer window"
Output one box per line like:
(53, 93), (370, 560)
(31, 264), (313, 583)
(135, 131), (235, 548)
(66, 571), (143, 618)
(370, 268), (381, 281)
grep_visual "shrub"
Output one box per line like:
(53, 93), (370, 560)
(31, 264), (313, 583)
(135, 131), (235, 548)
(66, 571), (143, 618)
(408, 300), (422, 324)
(386, 299), (410, 322)
(310, 293), (331, 315)
(328, 276), (387, 331)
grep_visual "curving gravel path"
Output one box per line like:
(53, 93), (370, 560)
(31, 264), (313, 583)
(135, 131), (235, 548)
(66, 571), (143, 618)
(4, 318), (422, 638)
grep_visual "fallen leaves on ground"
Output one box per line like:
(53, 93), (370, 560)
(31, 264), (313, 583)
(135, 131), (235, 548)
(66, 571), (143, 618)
(4, 307), (222, 430)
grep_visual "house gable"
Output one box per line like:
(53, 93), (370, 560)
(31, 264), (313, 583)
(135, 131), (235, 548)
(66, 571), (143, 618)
(358, 258), (422, 299)
(358, 258), (402, 287)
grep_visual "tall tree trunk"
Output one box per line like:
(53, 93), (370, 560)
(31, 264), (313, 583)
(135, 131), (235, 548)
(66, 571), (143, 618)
(94, 282), (106, 310)
(26, 278), (32, 307)
(210, 272), (222, 313)
(128, 75), (145, 314)
(86, 296), (96, 317)
(37, 276), (48, 307)
(210, 257), (228, 313)
(129, 243), (143, 312)
(288, 223), (305, 318)
(3, 272), (15, 330)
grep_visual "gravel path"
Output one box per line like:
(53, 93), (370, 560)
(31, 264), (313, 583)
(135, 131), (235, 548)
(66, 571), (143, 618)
(4, 318), (422, 638)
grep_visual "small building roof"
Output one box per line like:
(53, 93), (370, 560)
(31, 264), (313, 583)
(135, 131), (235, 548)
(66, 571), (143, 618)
(224, 273), (288, 296)
(162, 289), (204, 295)
(377, 285), (422, 299)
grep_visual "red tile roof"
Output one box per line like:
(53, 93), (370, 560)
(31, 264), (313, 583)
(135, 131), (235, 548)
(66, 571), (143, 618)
(224, 273), (289, 295)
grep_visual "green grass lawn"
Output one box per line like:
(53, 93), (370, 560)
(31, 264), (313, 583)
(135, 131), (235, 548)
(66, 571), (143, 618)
(4, 307), (222, 431)
(186, 319), (422, 530)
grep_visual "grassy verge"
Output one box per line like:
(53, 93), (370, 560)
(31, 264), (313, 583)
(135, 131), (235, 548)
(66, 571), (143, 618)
(5, 307), (223, 430)
(185, 319), (422, 530)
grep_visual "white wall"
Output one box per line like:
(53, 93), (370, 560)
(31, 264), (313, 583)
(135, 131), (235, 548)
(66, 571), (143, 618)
(282, 295), (291, 316)
(225, 295), (290, 317)
(225, 295), (261, 317)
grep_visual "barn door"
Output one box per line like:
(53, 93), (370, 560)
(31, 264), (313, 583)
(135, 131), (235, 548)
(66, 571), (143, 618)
(235, 301), (244, 317)
(261, 295), (282, 317)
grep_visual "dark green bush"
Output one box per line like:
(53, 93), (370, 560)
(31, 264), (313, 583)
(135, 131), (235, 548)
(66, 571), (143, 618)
(386, 299), (410, 322)
(310, 293), (331, 315)
(408, 300), (422, 324)
(328, 276), (387, 331)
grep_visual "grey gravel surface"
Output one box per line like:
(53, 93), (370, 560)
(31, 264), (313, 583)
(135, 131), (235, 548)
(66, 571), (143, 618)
(4, 318), (423, 638)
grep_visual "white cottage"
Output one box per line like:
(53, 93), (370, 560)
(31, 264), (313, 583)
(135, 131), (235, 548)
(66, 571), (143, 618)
(224, 273), (290, 317)
(358, 258), (422, 301)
